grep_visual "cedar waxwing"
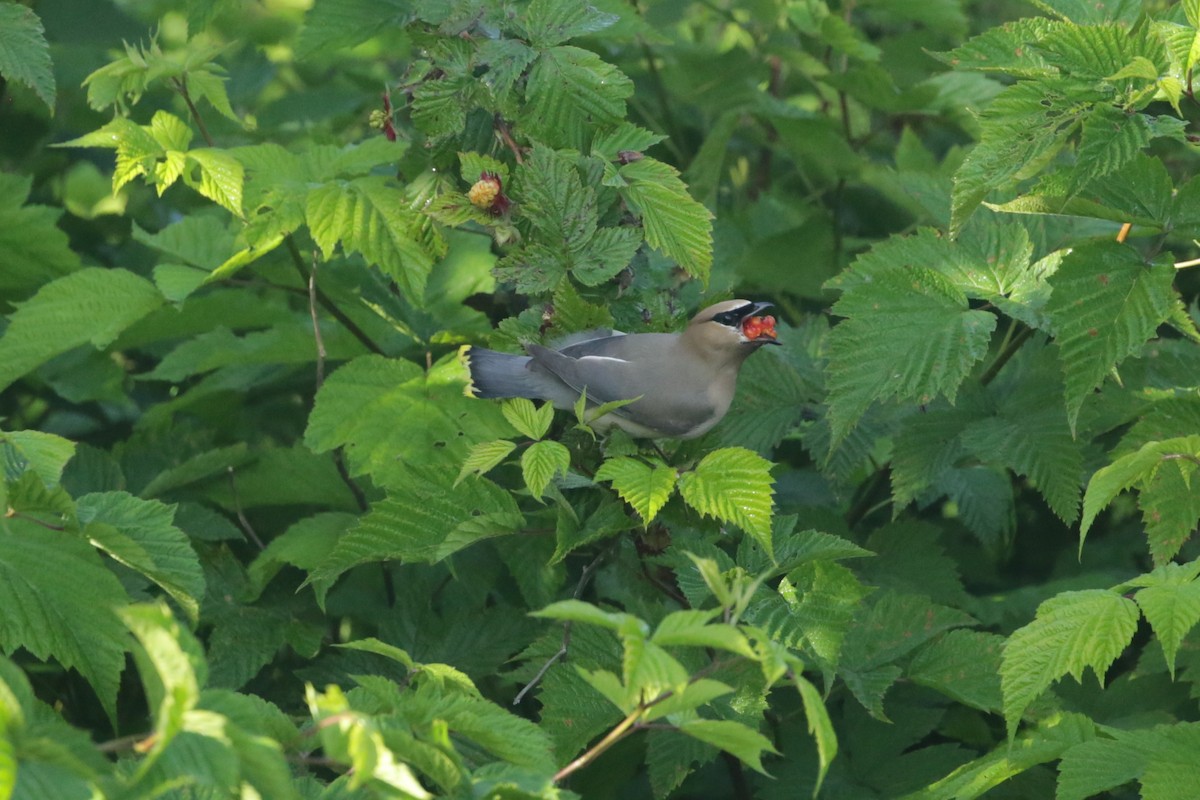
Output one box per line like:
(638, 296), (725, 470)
(460, 300), (780, 438)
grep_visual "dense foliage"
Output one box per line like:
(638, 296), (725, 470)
(2, 0), (1200, 797)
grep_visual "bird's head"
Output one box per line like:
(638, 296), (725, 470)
(685, 299), (781, 364)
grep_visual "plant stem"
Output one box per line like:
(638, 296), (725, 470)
(980, 325), (1035, 387)
(172, 76), (215, 148)
(553, 708), (643, 783)
(286, 236), (386, 356)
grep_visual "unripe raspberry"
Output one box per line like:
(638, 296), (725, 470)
(468, 174), (501, 209)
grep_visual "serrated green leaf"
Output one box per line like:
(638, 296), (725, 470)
(1134, 564), (1200, 678)
(618, 157), (713, 283)
(0, 430), (75, 488)
(912, 713), (1096, 800)
(1000, 590), (1139, 737)
(297, 0), (410, 57)
(0, 4), (56, 111)
(521, 440), (571, 499)
(77, 492), (205, 624)
(186, 68), (240, 125)
(843, 591), (976, 674)
(1080, 435), (1200, 557)
(951, 81), (1089, 234)
(1066, 105), (1152, 197)
(120, 603), (202, 759)
(185, 148), (244, 216)
(523, 45), (632, 149)
(455, 439), (518, 486)
(794, 673), (837, 796)
(523, 0), (619, 47)
(307, 470), (524, 599)
(305, 354), (513, 489)
(651, 610), (755, 658)
(642, 678), (734, 723)
(532, 599), (645, 633)
(678, 719), (777, 776)
(306, 177), (435, 298)
(0, 268), (163, 395)
(0, 515), (128, 723)
(677, 447), (774, 555)
(935, 18), (1056, 76)
(503, 398), (555, 440)
(1056, 731), (1149, 800)
(908, 630), (1004, 712)
(0, 173), (79, 293)
(594, 457), (678, 526)
(825, 267), (996, 445)
(247, 512), (351, 597)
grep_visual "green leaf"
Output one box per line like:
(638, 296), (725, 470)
(523, 45), (632, 149)
(1133, 563), (1200, 678)
(914, 713), (1096, 800)
(306, 177), (435, 298)
(0, 514), (128, 722)
(951, 81), (1089, 234)
(618, 157), (713, 283)
(677, 447), (775, 556)
(936, 18), (1056, 77)
(523, 0), (619, 47)
(455, 439), (518, 486)
(502, 398), (554, 440)
(1, 430), (75, 487)
(532, 599), (645, 633)
(1000, 589), (1139, 737)
(908, 630), (1004, 712)
(0, 173), (79, 293)
(297, 0), (410, 57)
(1080, 435), (1200, 558)
(794, 673), (837, 796)
(307, 470), (524, 599)
(552, 497), (633, 563)
(305, 354), (513, 489)
(247, 513), (351, 597)
(641, 678), (734, 722)
(521, 440), (571, 500)
(1066, 106), (1152, 196)
(1047, 244), (1178, 432)
(120, 603), (202, 759)
(77, 492), (205, 625)
(650, 610), (755, 658)
(824, 267), (997, 446)
(594, 457), (678, 526)
(0, 268), (163, 395)
(0, 4), (55, 111)
(185, 149), (244, 217)
(677, 719), (778, 776)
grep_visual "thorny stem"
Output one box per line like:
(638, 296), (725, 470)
(494, 115), (525, 164)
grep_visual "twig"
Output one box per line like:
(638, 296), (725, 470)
(513, 548), (610, 705)
(980, 325), (1035, 387)
(5, 510), (66, 531)
(308, 254), (328, 388)
(494, 115), (525, 164)
(1174, 256), (1200, 270)
(286, 236), (385, 356)
(171, 76), (215, 148)
(96, 733), (150, 754)
(554, 707), (643, 782)
(226, 467), (265, 550)
(1116, 222), (1132, 243)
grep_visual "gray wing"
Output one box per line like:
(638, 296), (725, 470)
(525, 343), (643, 407)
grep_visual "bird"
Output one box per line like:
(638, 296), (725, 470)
(460, 300), (780, 439)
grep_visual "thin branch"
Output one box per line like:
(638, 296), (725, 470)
(553, 707), (642, 783)
(1174, 256), (1200, 270)
(980, 325), (1035, 387)
(308, 254), (328, 388)
(514, 548), (610, 705)
(1116, 222), (1132, 243)
(5, 510), (66, 531)
(226, 467), (265, 550)
(494, 115), (525, 164)
(171, 76), (215, 148)
(96, 732), (150, 754)
(286, 236), (386, 356)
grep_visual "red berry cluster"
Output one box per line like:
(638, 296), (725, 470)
(742, 314), (777, 341)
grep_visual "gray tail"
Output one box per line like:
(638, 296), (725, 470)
(460, 346), (539, 399)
